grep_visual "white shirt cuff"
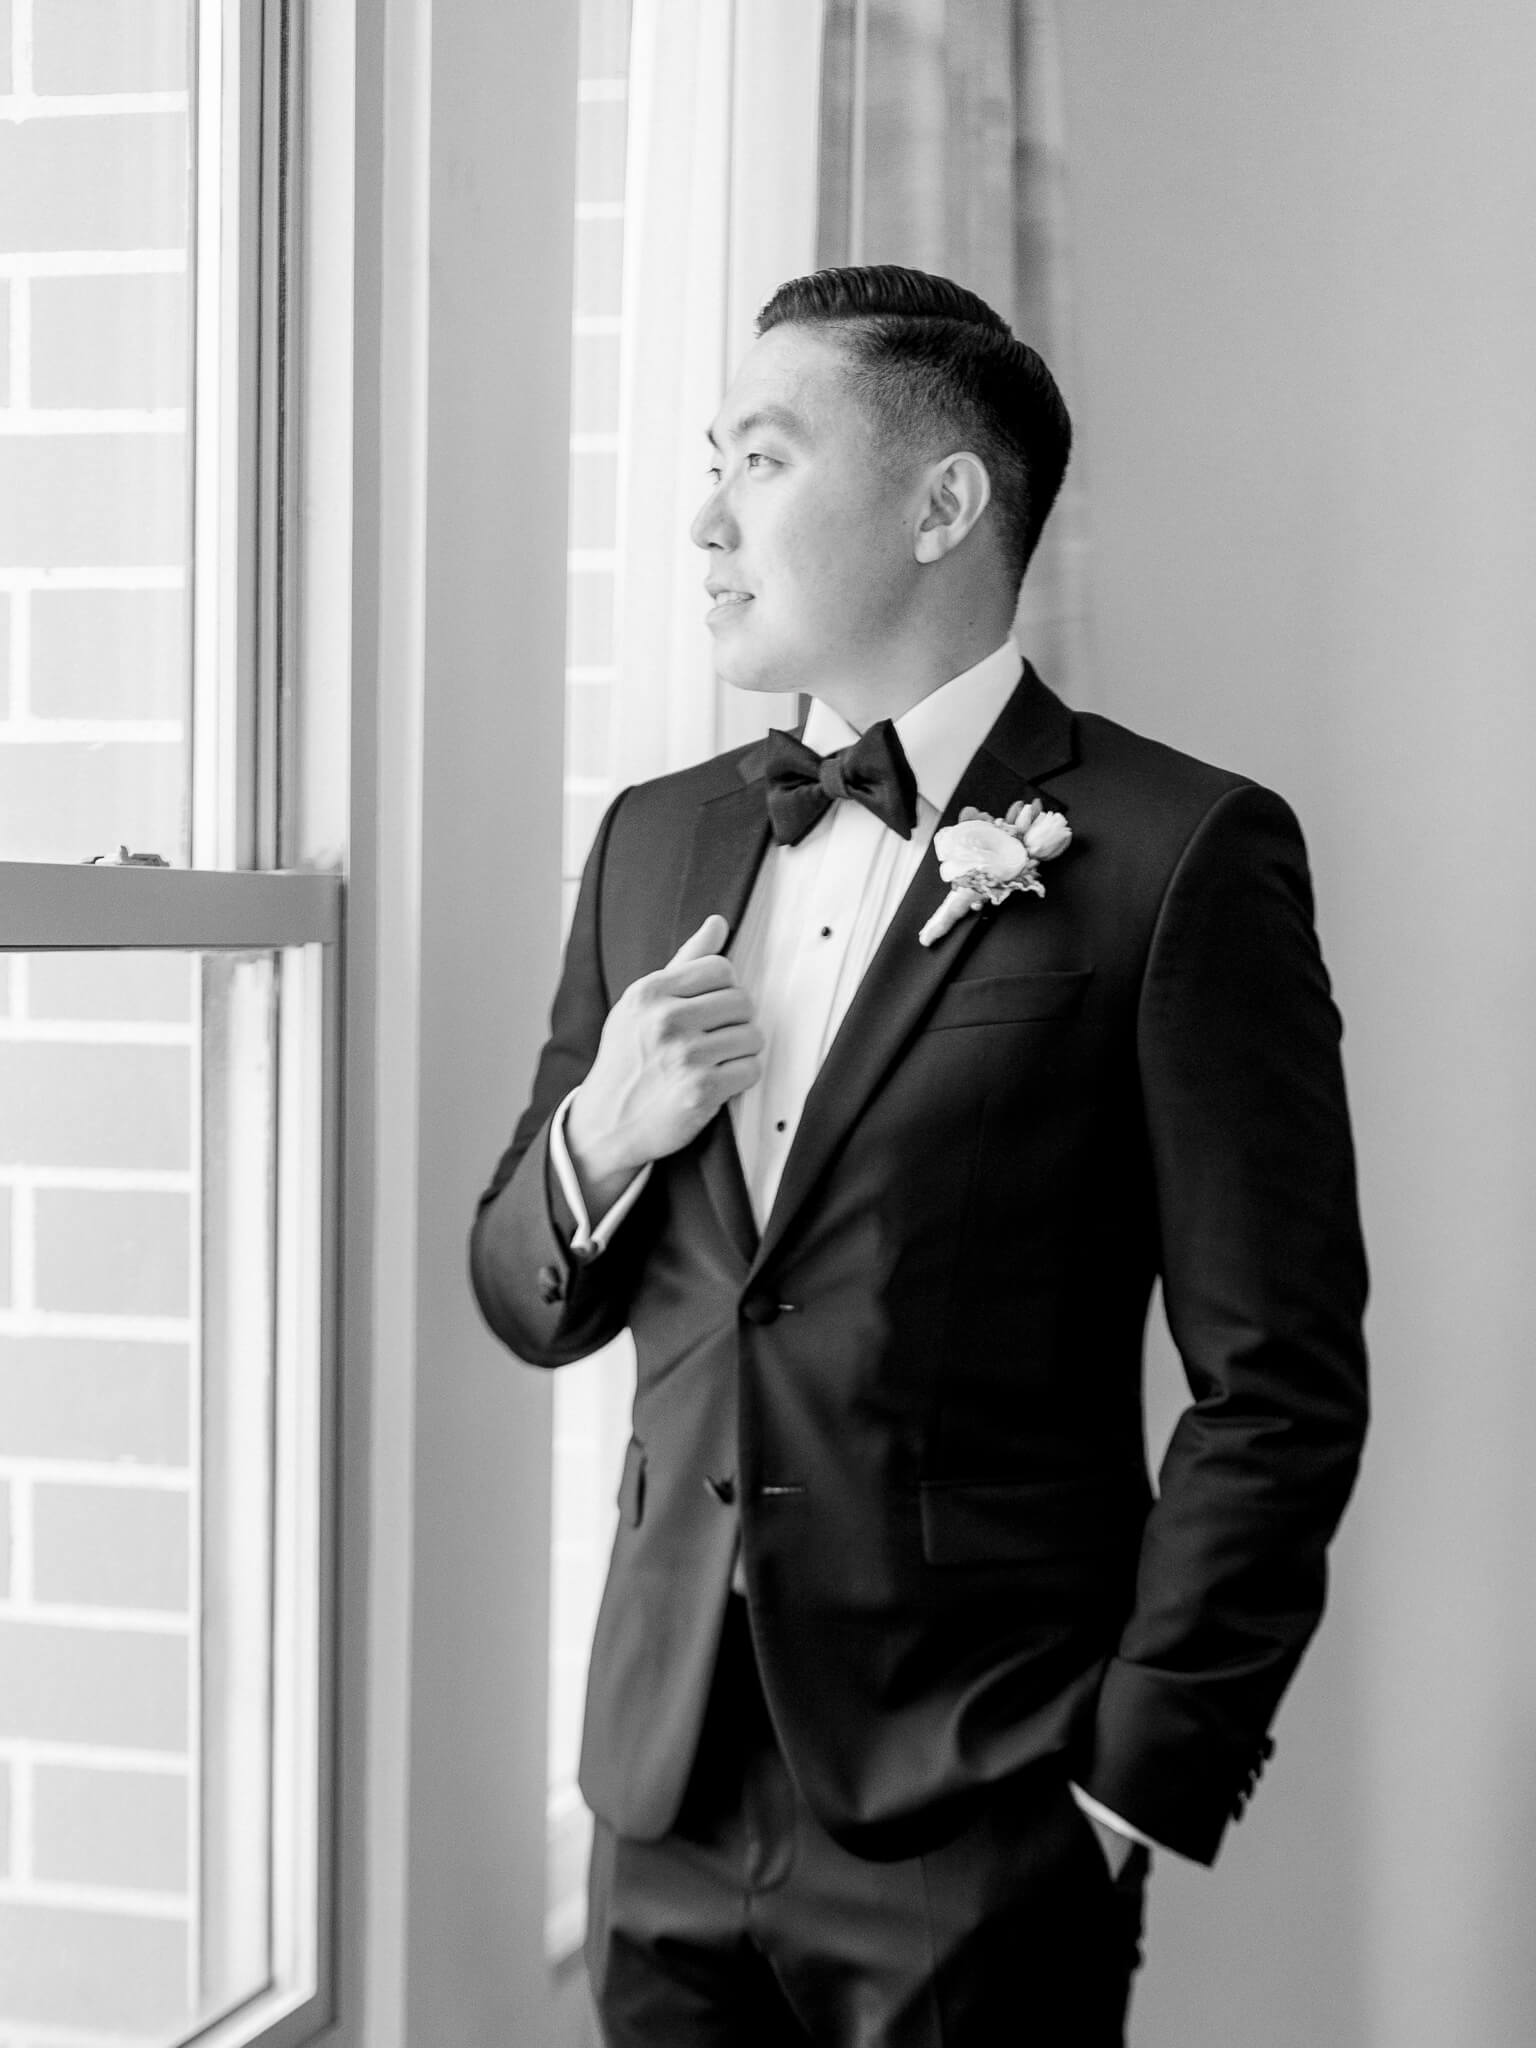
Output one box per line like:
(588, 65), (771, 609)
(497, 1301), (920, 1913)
(1069, 1783), (1167, 1857)
(549, 1089), (651, 1260)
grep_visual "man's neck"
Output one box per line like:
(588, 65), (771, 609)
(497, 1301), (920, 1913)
(811, 611), (1015, 731)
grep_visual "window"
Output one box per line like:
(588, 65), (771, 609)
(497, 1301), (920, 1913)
(546, 0), (823, 1961)
(0, 7), (338, 2045)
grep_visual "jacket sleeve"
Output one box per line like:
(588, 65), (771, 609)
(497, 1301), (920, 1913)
(468, 788), (658, 1365)
(1081, 781), (1369, 1863)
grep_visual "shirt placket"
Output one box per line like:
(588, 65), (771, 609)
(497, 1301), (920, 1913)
(755, 806), (864, 1213)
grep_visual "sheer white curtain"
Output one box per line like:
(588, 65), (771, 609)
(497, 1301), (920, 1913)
(547, 0), (824, 1964)
(816, 0), (1088, 693)
(613, 0), (823, 780)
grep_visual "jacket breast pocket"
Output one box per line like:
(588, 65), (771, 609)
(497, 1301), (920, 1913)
(616, 1437), (646, 1527)
(924, 969), (1091, 1031)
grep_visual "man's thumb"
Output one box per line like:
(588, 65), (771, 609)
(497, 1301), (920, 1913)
(670, 913), (729, 965)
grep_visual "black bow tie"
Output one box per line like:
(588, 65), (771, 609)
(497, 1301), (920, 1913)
(764, 720), (919, 847)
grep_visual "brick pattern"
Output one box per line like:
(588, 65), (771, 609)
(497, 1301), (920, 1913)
(0, 946), (197, 2045)
(2, 16), (199, 2027)
(1, 8), (303, 2036)
(31, 272), (189, 411)
(33, 1762), (188, 1891)
(0, 0), (192, 871)
(31, 0), (187, 97)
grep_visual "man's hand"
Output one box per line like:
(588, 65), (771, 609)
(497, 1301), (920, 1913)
(564, 914), (764, 1221)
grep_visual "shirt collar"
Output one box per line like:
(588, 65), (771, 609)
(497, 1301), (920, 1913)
(799, 636), (1025, 816)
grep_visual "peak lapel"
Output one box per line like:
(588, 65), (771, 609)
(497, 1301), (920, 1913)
(673, 749), (773, 1267)
(671, 745), (771, 950)
(748, 666), (1077, 1282)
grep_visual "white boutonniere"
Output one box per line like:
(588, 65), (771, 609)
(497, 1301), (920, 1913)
(917, 799), (1073, 947)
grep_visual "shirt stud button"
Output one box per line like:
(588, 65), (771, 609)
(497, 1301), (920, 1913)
(819, 925), (832, 938)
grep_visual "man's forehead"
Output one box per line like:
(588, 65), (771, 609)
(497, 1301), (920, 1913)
(705, 327), (848, 446)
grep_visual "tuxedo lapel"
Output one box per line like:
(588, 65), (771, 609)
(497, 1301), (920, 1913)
(672, 745), (773, 1267)
(748, 667), (1077, 1283)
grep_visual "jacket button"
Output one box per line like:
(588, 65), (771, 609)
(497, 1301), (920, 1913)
(536, 1262), (565, 1305)
(741, 1296), (780, 1325)
(703, 1475), (736, 1506)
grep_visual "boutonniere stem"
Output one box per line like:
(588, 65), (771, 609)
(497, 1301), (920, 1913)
(918, 800), (1072, 947)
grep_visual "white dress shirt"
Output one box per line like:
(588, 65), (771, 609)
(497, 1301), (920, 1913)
(551, 635), (1025, 1248)
(725, 635), (1024, 1224)
(549, 634), (1160, 1862)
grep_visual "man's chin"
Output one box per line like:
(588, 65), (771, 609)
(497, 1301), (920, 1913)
(711, 645), (799, 697)
(706, 612), (812, 696)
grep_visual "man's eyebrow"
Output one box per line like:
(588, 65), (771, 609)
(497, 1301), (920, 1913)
(705, 404), (809, 450)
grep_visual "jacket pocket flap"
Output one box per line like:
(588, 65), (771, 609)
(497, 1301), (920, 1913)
(926, 969), (1091, 1031)
(617, 1438), (646, 1526)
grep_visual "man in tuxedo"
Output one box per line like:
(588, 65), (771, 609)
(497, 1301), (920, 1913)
(471, 266), (1368, 2045)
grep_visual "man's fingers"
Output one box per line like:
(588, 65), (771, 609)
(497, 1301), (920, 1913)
(696, 1024), (764, 1066)
(712, 1052), (763, 1100)
(655, 915), (737, 998)
(668, 913), (729, 967)
(660, 955), (740, 999)
(682, 986), (754, 1032)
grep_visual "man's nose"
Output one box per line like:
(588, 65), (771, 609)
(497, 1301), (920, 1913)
(690, 484), (736, 552)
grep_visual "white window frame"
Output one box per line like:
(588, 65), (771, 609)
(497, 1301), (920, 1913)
(10, 0), (608, 2039)
(0, 0), (343, 2040)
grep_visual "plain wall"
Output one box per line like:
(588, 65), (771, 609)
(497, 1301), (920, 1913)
(1056, 6), (1536, 2044)
(342, 0), (596, 2041)
(407, 0), (591, 2034)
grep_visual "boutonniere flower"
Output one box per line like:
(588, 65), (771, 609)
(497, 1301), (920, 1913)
(918, 799), (1073, 947)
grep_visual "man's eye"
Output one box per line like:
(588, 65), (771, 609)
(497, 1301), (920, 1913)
(704, 453), (774, 485)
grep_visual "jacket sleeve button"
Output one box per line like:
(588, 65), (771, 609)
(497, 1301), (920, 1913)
(740, 1297), (780, 1326)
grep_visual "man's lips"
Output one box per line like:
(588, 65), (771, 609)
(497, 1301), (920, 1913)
(705, 587), (753, 619)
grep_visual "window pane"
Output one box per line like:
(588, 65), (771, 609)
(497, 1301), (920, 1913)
(0, 0), (195, 865)
(0, 946), (315, 2044)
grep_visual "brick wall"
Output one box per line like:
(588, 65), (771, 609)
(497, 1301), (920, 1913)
(0, 0), (190, 869)
(1, 4), (199, 2041)
(0, 953), (197, 2044)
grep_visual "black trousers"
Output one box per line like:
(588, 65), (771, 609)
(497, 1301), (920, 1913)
(585, 1598), (1149, 2047)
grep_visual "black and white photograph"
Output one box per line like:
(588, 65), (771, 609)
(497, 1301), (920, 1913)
(1, 3), (1531, 2045)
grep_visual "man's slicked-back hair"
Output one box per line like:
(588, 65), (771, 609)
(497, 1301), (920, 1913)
(756, 265), (1071, 588)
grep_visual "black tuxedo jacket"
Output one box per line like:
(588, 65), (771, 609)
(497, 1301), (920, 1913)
(470, 665), (1368, 1867)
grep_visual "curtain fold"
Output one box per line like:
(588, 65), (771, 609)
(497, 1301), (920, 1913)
(613, 0), (822, 785)
(816, 0), (1089, 694)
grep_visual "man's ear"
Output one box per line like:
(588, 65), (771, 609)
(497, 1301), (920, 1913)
(913, 451), (992, 564)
